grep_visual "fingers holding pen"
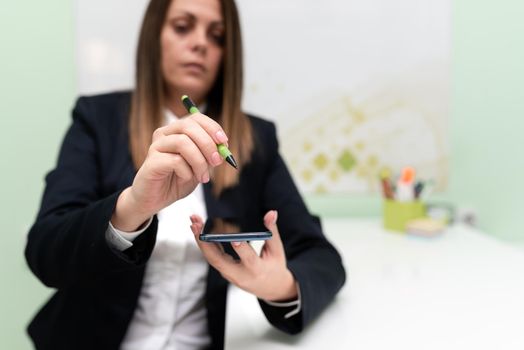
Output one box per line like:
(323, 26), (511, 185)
(152, 133), (210, 183)
(125, 105), (232, 219)
(180, 95), (228, 145)
(186, 113), (239, 169)
(150, 115), (228, 184)
(157, 115), (226, 167)
(187, 113), (229, 145)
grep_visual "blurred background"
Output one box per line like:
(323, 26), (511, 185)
(1, 0), (523, 348)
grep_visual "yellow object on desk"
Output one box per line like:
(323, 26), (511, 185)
(383, 199), (426, 232)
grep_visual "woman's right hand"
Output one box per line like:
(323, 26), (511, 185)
(111, 112), (229, 232)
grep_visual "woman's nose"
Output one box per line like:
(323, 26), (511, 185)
(190, 27), (208, 55)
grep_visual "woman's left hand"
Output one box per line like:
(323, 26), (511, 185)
(190, 210), (298, 302)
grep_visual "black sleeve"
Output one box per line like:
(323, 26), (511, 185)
(257, 122), (346, 334)
(25, 97), (157, 289)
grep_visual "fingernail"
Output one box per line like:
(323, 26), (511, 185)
(215, 131), (228, 143)
(211, 152), (222, 166)
(232, 241), (241, 247)
(273, 210), (278, 224)
(201, 173), (210, 183)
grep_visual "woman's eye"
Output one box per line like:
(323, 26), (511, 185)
(210, 32), (224, 46)
(173, 23), (189, 34)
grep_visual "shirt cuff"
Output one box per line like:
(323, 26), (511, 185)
(263, 282), (302, 319)
(105, 217), (153, 251)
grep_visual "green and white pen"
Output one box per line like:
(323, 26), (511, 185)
(181, 95), (238, 169)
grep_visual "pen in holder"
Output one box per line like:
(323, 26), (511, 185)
(380, 166), (428, 232)
(383, 199), (426, 232)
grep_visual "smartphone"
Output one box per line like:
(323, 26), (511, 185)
(199, 218), (272, 243)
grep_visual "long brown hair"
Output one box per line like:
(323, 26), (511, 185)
(129, 0), (253, 196)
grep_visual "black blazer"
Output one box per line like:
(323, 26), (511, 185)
(25, 92), (346, 350)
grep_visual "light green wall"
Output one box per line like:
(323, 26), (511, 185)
(0, 1), (75, 348)
(447, 0), (524, 242)
(1, 0), (523, 348)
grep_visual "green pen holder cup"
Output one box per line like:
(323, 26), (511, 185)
(383, 199), (426, 232)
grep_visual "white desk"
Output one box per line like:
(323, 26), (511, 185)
(225, 218), (524, 349)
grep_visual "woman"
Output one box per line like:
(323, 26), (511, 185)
(25, 0), (346, 349)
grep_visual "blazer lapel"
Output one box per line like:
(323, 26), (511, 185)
(203, 182), (237, 220)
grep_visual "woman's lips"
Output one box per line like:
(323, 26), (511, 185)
(183, 63), (206, 73)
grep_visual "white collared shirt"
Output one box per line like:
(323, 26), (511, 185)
(118, 184), (211, 350)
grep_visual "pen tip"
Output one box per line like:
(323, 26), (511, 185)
(225, 155), (238, 169)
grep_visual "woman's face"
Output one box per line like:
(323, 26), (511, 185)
(161, 0), (224, 104)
